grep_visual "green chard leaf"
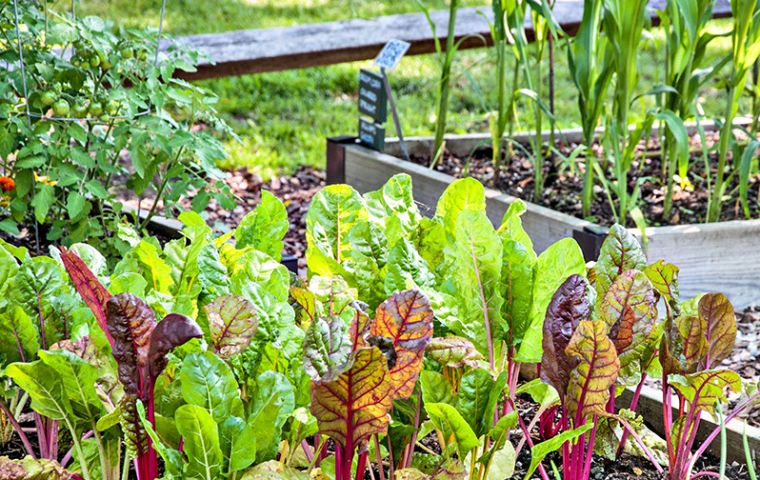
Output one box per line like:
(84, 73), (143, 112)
(235, 190), (289, 261)
(519, 238), (586, 363)
(175, 405), (224, 480)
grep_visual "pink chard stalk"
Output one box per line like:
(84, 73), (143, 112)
(61, 249), (202, 480)
(659, 292), (759, 480)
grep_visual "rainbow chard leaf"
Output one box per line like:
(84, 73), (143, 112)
(595, 225), (646, 301)
(106, 293), (202, 480)
(60, 247), (114, 347)
(668, 369), (742, 414)
(205, 295), (258, 359)
(310, 346), (393, 454)
(425, 336), (482, 369)
(644, 260), (680, 303)
(661, 304), (708, 376)
(697, 293), (736, 369)
(600, 270), (657, 354)
(565, 320), (620, 421)
(303, 314), (352, 382)
(370, 290), (434, 399)
(540, 275), (591, 399)
(599, 270), (660, 385)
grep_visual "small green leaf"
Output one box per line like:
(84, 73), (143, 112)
(175, 405), (223, 480)
(235, 190), (288, 261)
(524, 424), (594, 479)
(425, 402), (479, 458)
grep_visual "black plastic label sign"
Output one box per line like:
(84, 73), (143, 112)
(359, 118), (385, 151)
(358, 69), (387, 123)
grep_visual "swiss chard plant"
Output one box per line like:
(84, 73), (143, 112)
(536, 272), (666, 480)
(60, 248), (203, 480)
(295, 278), (433, 480)
(530, 225), (672, 479)
(659, 291), (760, 479)
(0, 240), (92, 463)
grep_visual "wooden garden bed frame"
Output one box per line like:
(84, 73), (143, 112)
(170, 0), (731, 80)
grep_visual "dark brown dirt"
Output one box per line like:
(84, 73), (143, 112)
(412, 131), (760, 228)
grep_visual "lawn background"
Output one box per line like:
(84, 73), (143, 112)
(53, 0), (736, 179)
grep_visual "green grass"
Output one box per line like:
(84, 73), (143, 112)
(56, 0), (740, 179)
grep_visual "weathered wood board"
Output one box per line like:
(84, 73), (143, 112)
(171, 0), (731, 80)
(339, 136), (760, 309)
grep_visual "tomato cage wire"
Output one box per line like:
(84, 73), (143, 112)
(11, 0), (168, 124)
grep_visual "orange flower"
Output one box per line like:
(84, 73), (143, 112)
(0, 176), (14, 192)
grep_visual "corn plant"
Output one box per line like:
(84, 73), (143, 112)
(489, 0), (516, 168)
(567, 0), (613, 217)
(508, 0), (560, 202)
(422, 0), (461, 166)
(600, 0), (649, 223)
(707, 0), (760, 222)
(660, 0), (728, 218)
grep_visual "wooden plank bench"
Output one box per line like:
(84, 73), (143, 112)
(171, 0), (732, 81)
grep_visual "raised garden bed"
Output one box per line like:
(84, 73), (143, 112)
(326, 127), (760, 309)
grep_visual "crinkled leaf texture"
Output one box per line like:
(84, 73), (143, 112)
(594, 224), (646, 302)
(599, 270), (657, 354)
(661, 293), (737, 375)
(425, 336), (482, 369)
(697, 293), (736, 369)
(205, 295), (258, 359)
(310, 346), (393, 450)
(644, 260), (679, 303)
(235, 190), (289, 261)
(303, 314), (352, 382)
(370, 289), (434, 399)
(106, 293), (202, 460)
(444, 209), (503, 361)
(565, 320), (620, 421)
(541, 275), (591, 399)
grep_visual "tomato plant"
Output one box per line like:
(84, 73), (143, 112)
(0, 1), (234, 254)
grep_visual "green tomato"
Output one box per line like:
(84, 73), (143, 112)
(53, 99), (70, 117)
(72, 100), (90, 118)
(88, 102), (103, 117)
(40, 91), (56, 107)
(121, 47), (134, 59)
(89, 55), (101, 68)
